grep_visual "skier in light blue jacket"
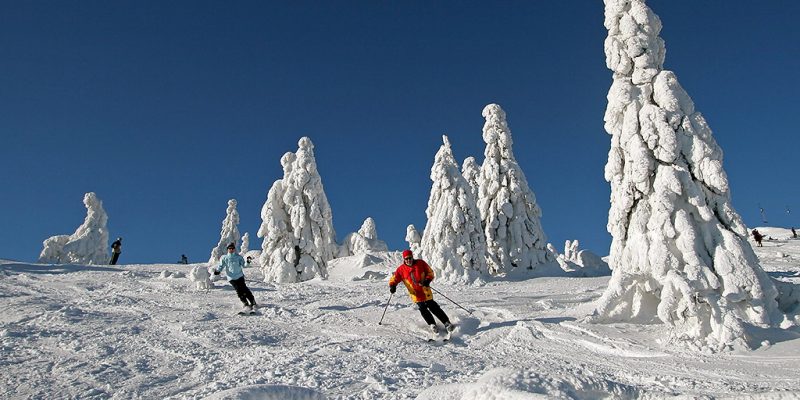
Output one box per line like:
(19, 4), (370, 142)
(214, 243), (257, 311)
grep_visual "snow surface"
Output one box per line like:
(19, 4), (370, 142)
(2, 235), (798, 399)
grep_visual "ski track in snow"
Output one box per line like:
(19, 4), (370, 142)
(1, 234), (800, 399)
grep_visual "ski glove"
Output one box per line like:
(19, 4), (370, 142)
(213, 270), (220, 275)
(421, 279), (431, 287)
(389, 285), (397, 294)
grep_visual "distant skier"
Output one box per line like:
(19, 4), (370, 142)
(246, 256), (252, 266)
(751, 229), (764, 247)
(180, 254), (189, 264)
(213, 243), (257, 312)
(792, 227), (797, 239)
(110, 237), (122, 265)
(389, 249), (455, 335)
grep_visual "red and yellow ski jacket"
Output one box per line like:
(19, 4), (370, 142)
(389, 259), (434, 303)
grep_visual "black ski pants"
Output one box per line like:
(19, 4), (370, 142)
(416, 300), (450, 326)
(229, 276), (256, 306)
(110, 252), (120, 265)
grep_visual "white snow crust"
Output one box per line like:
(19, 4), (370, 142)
(2, 237), (798, 399)
(38, 192), (110, 265)
(257, 137), (337, 283)
(595, 0), (783, 352)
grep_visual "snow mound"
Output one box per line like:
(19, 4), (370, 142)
(189, 265), (213, 289)
(203, 384), (326, 400)
(417, 367), (640, 399)
(326, 251), (399, 282)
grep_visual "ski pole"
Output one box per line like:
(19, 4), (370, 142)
(430, 286), (473, 315)
(378, 292), (393, 325)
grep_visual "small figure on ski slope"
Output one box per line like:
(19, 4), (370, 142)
(214, 243), (258, 312)
(110, 237), (122, 265)
(389, 249), (455, 335)
(751, 229), (764, 247)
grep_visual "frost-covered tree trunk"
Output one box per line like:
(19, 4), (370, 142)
(209, 199), (241, 264)
(462, 156), (480, 201)
(420, 135), (488, 283)
(594, 0), (781, 351)
(340, 217), (389, 256)
(240, 232), (250, 255)
(477, 104), (552, 274)
(39, 192), (110, 265)
(258, 137), (337, 282)
(405, 225), (421, 255)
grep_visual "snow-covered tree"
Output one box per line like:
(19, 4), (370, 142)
(593, 0), (782, 351)
(462, 156), (480, 201)
(548, 240), (610, 276)
(405, 225), (421, 255)
(419, 135), (488, 283)
(209, 199), (241, 264)
(339, 217), (389, 256)
(240, 232), (250, 256)
(39, 192), (110, 265)
(258, 137), (337, 283)
(477, 104), (552, 274)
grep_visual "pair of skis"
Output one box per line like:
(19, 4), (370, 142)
(427, 326), (455, 343)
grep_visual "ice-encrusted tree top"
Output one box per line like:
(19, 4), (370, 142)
(477, 104), (552, 274)
(39, 192), (110, 265)
(594, 0), (782, 351)
(462, 156), (480, 201)
(240, 232), (250, 256)
(405, 224), (421, 256)
(420, 136), (488, 283)
(209, 199), (241, 264)
(258, 137), (337, 283)
(340, 217), (389, 256)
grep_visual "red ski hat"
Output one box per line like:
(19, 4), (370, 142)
(402, 250), (413, 259)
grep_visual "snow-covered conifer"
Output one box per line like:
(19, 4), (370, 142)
(420, 135), (488, 283)
(477, 104), (552, 274)
(258, 137), (337, 282)
(594, 0), (781, 351)
(209, 199), (241, 264)
(39, 192), (110, 265)
(240, 232), (250, 256)
(405, 225), (421, 255)
(340, 217), (389, 256)
(462, 156), (480, 201)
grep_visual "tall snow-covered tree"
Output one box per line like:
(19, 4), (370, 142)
(477, 104), (552, 274)
(594, 0), (782, 351)
(340, 217), (389, 256)
(209, 199), (241, 264)
(240, 232), (250, 255)
(39, 192), (110, 265)
(462, 156), (480, 201)
(258, 137), (337, 282)
(421, 135), (488, 283)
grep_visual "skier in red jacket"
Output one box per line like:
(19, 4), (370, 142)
(389, 249), (455, 335)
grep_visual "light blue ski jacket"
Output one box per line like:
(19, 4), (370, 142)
(215, 253), (245, 281)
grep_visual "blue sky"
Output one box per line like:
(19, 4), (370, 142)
(2, 1), (798, 264)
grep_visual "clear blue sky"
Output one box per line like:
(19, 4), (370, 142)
(2, 1), (798, 264)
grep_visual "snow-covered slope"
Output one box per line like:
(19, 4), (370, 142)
(1, 236), (798, 399)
